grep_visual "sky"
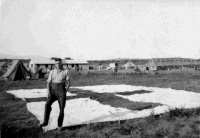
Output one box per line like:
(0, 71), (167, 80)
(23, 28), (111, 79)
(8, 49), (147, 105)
(1, 0), (200, 60)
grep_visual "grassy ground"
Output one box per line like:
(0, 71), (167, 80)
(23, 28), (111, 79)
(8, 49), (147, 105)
(1, 70), (200, 137)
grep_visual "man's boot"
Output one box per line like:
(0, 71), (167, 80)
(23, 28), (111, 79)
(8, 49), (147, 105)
(39, 106), (52, 127)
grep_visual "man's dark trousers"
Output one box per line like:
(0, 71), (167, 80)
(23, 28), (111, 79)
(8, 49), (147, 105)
(43, 83), (66, 127)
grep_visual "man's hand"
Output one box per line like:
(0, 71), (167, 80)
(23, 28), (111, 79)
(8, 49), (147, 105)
(47, 90), (51, 98)
(47, 82), (51, 98)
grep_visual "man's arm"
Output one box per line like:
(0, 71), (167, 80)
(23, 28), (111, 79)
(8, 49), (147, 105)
(47, 70), (53, 97)
(47, 82), (51, 95)
(65, 70), (70, 92)
(65, 79), (70, 92)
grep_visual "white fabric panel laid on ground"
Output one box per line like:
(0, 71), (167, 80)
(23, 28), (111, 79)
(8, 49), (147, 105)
(72, 84), (156, 93)
(74, 85), (200, 108)
(116, 89), (200, 109)
(26, 98), (169, 131)
(6, 85), (200, 131)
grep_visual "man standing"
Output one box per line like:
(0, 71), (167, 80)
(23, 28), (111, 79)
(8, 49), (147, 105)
(39, 58), (70, 131)
(114, 63), (118, 74)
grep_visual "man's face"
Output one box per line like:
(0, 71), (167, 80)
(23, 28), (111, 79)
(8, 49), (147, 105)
(55, 60), (62, 69)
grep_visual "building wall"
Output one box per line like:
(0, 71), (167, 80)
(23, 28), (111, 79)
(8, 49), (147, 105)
(136, 65), (157, 72)
(80, 64), (89, 70)
(29, 61), (89, 73)
(149, 66), (157, 71)
(67, 64), (89, 70)
(29, 61), (54, 74)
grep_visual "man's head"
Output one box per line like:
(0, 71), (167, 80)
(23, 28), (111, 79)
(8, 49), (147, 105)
(55, 58), (63, 69)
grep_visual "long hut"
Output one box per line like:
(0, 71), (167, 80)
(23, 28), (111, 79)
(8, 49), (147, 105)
(29, 58), (89, 73)
(145, 58), (200, 71)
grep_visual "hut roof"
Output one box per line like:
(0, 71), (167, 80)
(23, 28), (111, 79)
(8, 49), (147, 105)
(146, 58), (200, 67)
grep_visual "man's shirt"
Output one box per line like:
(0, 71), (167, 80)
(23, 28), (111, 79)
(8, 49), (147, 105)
(47, 68), (70, 83)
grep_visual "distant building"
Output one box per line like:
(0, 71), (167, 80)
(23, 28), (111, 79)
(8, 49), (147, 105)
(29, 58), (89, 73)
(29, 58), (55, 73)
(143, 58), (200, 71)
(65, 59), (89, 70)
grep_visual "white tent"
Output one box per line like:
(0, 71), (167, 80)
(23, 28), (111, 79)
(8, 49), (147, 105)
(123, 62), (136, 69)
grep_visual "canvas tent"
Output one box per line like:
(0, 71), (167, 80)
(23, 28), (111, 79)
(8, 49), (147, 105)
(3, 60), (31, 81)
(145, 59), (159, 71)
(0, 62), (7, 72)
(123, 62), (136, 69)
(0, 62), (6, 69)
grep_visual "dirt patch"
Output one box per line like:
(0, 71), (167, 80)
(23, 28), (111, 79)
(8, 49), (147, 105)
(116, 90), (152, 95)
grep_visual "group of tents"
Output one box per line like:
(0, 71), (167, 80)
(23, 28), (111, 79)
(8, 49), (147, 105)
(3, 58), (199, 81)
(107, 62), (136, 70)
(2, 60), (137, 81)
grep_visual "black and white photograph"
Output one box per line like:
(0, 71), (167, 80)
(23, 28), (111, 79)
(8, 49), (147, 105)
(1, 0), (200, 137)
